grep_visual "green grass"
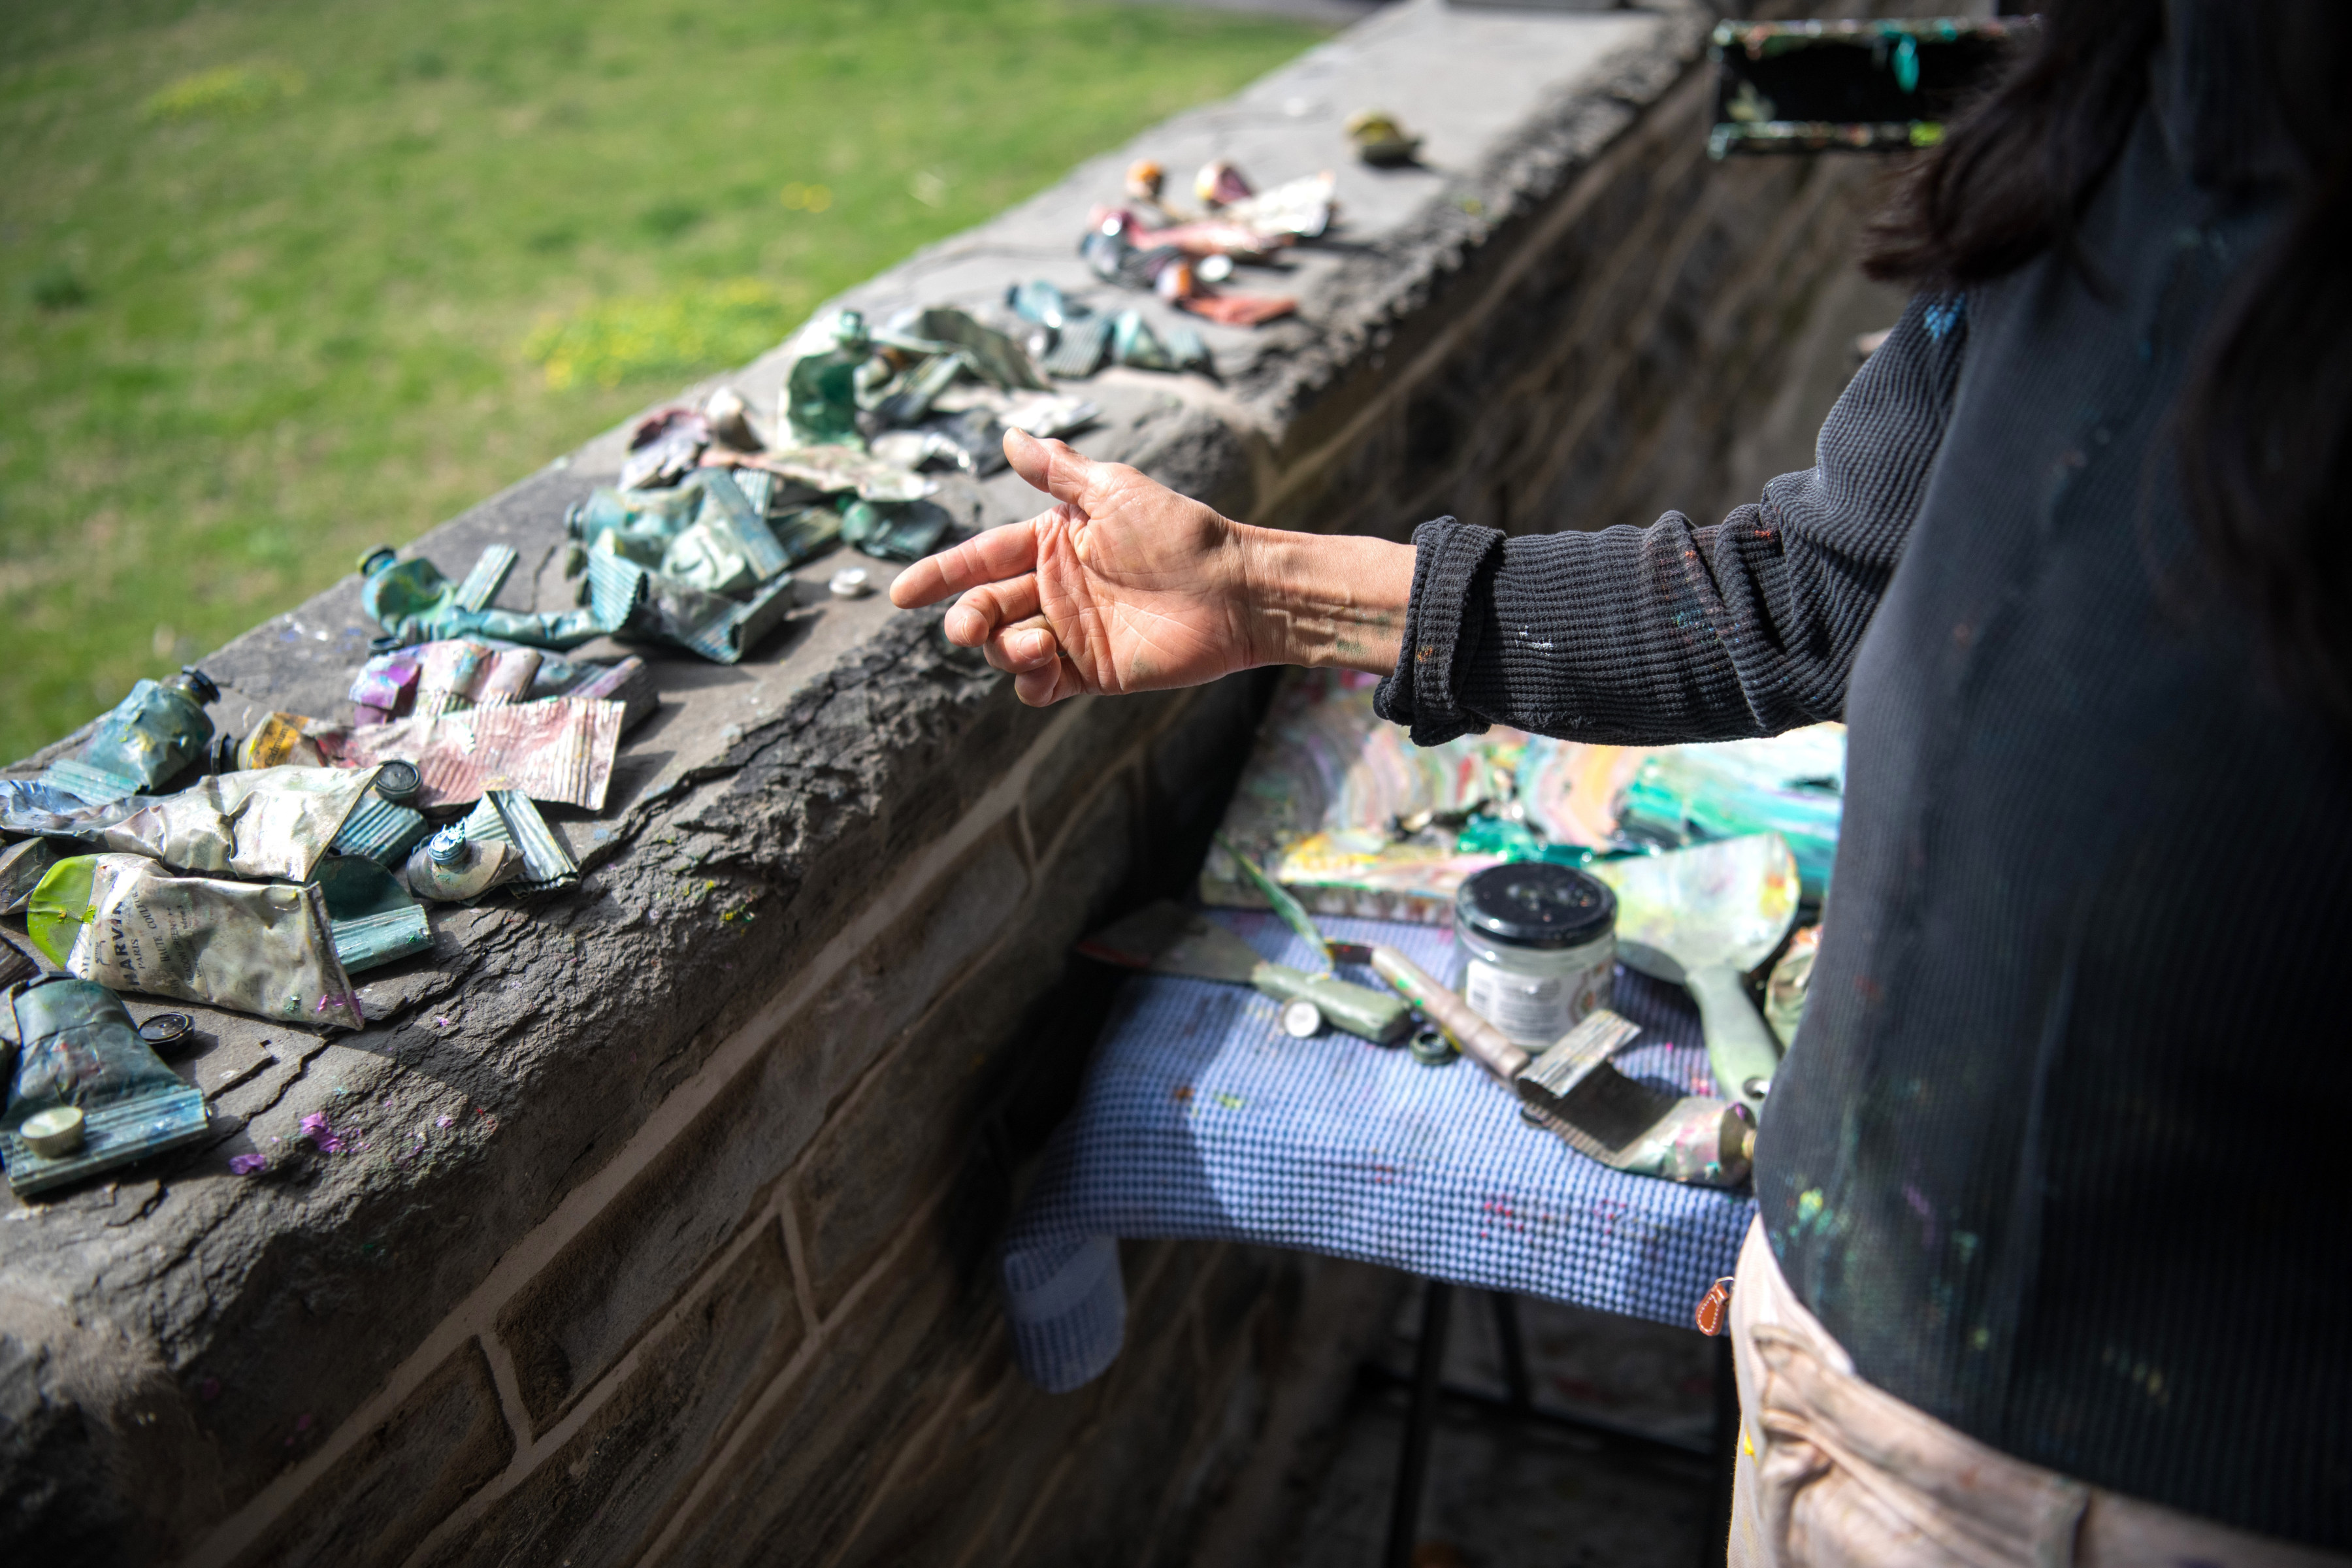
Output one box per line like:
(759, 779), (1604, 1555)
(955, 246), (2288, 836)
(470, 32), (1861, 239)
(0, 0), (1326, 760)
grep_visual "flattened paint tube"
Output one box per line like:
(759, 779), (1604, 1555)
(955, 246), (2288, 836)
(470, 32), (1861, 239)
(404, 825), (523, 903)
(3, 837), (66, 916)
(37, 854), (361, 1030)
(39, 667), (219, 805)
(333, 697), (623, 811)
(0, 781), (158, 840)
(3, 976), (213, 1197)
(237, 711), (333, 771)
(315, 855), (433, 973)
(329, 779), (431, 868)
(585, 548), (796, 666)
(0, 931), (36, 991)
(563, 655), (658, 736)
(359, 546), (614, 651)
(348, 647), (422, 724)
(95, 765), (382, 883)
(453, 542), (519, 613)
(463, 790), (579, 894)
(709, 446), (938, 504)
(838, 498), (955, 563)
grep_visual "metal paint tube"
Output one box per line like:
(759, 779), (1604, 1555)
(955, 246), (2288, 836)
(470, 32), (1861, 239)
(563, 655), (658, 736)
(585, 547), (796, 666)
(0, 932), (36, 992)
(331, 697), (623, 811)
(56, 855), (361, 1030)
(315, 856), (433, 973)
(329, 792), (431, 867)
(2, 837), (65, 916)
(95, 765), (382, 883)
(403, 825), (524, 903)
(3, 976), (212, 1197)
(463, 791), (579, 894)
(237, 711), (335, 771)
(453, 543), (519, 613)
(39, 667), (219, 804)
(359, 547), (613, 651)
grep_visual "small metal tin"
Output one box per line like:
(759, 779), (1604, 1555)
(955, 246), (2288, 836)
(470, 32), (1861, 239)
(1407, 1027), (1457, 1067)
(136, 1013), (197, 1054)
(20, 1106), (86, 1157)
(829, 567), (873, 599)
(373, 760), (423, 806)
(1279, 998), (1323, 1038)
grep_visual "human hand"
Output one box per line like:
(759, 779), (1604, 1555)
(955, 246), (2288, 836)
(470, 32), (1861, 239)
(889, 428), (1414, 707)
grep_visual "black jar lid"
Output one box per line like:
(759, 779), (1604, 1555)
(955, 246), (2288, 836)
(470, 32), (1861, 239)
(374, 760), (422, 806)
(1456, 862), (1616, 949)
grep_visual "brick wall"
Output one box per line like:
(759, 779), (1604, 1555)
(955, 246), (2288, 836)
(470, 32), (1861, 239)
(0, 4), (1913, 1563)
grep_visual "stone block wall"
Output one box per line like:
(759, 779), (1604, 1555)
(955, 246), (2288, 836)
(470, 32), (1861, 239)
(0, 3), (1919, 1563)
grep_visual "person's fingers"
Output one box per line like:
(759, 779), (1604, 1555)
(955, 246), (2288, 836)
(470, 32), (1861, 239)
(887, 520), (1039, 608)
(943, 574), (1043, 647)
(1013, 659), (1079, 708)
(986, 623), (1060, 674)
(1004, 431), (1113, 512)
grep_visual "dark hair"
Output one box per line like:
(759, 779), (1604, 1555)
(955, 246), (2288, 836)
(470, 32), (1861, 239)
(1862, 0), (2352, 724)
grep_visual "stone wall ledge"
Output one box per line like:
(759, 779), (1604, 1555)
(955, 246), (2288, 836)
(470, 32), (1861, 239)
(0, 3), (1908, 1562)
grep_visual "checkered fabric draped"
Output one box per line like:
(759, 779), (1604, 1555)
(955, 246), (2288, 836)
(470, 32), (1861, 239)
(1002, 910), (1757, 1392)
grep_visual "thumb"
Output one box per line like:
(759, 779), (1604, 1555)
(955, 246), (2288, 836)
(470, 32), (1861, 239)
(1004, 430), (1107, 511)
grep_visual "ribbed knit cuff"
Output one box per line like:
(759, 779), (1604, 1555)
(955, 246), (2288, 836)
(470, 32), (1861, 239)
(1372, 517), (1504, 745)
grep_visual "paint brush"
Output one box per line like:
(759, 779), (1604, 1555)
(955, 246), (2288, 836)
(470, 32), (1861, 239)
(1078, 901), (1413, 1043)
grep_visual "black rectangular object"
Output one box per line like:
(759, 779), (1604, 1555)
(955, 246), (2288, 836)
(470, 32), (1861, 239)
(1708, 18), (2033, 158)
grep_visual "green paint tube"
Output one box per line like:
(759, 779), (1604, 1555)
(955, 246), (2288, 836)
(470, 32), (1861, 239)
(3, 976), (212, 1197)
(39, 667), (218, 804)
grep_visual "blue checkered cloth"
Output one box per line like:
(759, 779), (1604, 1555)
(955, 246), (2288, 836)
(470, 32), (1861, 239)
(1003, 911), (1758, 1391)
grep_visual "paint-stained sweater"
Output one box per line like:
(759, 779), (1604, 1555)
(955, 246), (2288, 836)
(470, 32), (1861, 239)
(1373, 52), (2352, 1553)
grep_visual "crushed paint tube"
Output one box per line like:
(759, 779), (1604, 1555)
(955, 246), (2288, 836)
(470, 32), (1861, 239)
(334, 696), (624, 811)
(620, 406), (713, 490)
(563, 653), (660, 735)
(0, 930), (36, 991)
(839, 497), (956, 563)
(95, 764), (383, 883)
(348, 647), (422, 725)
(705, 445), (937, 504)
(3, 837), (67, 916)
(452, 542), (519, 613)
(1213, 172), (1335, 240)
(238, 711), (333, 770)
(360, 546), (613, 651)
(37, 667), (218, 806)
(1764, 923), (1820, 1047)
(315, 855), (433, 971)
(1345, 108), (1422, 166)
(404, 823), (523, 903)
(410, 640), (543, 719)
(877, 307), (1049, 395)
(783, 310), (874, 447)
(462, 789), (578, 895)
(583, 547), (797, 666)
(565, 469), (810, 597)
(328, 766), (431, 868)
(0, 780), (157, 839)
(29, 854), (361, 1029)
(3, 976), (213, 1197)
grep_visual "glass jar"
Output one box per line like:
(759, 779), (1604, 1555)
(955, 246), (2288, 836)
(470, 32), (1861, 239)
(1454, 862), (1616, 1051)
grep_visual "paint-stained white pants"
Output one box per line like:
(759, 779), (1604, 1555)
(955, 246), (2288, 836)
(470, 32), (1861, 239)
(1723, 1219), (2348, 1568)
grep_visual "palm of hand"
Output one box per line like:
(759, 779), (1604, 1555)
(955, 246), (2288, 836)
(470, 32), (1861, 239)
(1028, 476), (1250, 699)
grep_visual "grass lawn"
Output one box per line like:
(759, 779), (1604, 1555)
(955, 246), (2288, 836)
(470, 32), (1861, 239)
(0, 0), (1327, 760)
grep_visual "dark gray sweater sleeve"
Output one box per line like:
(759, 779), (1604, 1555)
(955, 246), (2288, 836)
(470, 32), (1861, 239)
(1374, 291), (1969, 746)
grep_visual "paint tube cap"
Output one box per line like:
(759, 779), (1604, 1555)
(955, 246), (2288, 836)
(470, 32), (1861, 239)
(828, 567), (872, 599)
(137, 1013), (197, 1054)
(1456, 862), (1614, 951)
(174, 666), (221, 706)
(427, 825), (469, 867)
(359, 546), (399, 577)
(210, 733), (242, 774)
(1279, 998), (1323, 1039)
(373, 760), (422, 806)
(20, 1105), (85, 1158)
(1407, 1026), (1457, 1067)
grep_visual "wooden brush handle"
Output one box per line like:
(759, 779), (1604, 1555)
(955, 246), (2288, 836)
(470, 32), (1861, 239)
(1364, 946), (1529, 1081)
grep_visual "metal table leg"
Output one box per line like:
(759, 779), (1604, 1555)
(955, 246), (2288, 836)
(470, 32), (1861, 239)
(1382, 1279), (1453, 1568)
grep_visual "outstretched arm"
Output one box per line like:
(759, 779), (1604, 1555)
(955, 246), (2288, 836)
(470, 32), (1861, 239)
(894, 291), (1967, 732)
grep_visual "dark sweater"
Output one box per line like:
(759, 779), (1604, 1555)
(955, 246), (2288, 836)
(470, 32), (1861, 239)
(1373, 63), (2352, 1552)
